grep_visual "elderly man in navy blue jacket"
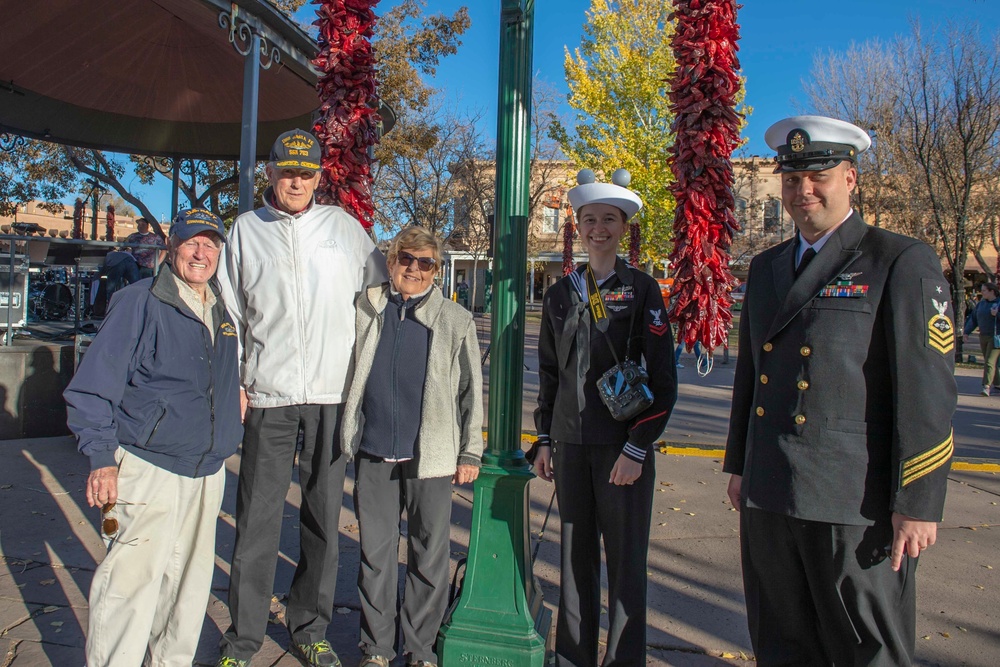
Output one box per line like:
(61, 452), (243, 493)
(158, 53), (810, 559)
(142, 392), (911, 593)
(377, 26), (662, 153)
(65, 208), (243, 667)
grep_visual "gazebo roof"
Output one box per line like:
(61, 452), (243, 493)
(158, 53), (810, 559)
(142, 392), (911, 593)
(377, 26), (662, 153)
(0, 0), (321, 159)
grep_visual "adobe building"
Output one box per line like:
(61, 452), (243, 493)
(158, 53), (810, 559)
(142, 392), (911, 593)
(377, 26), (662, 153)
(446, 159), (589, 311)
(444, 155), (994, 310)
(0, 200), (141, 241)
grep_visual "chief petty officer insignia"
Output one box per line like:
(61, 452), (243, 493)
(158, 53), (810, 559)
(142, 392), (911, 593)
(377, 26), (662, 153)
(789, 129), (808, 153)
(923, 279), (954, 354)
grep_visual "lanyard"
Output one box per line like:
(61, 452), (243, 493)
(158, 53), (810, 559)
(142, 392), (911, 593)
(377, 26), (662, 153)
(585, 264), (610, 333)
(584, 263), (637, 361)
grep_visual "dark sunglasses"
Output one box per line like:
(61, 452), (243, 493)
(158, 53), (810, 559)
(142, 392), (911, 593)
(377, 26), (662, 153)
(100, 500), (146, 540)
(102, 502), (119, 538)
(397, 251), (437, 272)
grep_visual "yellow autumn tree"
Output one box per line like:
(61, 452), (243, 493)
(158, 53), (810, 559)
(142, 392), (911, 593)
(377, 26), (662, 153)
(552, 0), (675, 270)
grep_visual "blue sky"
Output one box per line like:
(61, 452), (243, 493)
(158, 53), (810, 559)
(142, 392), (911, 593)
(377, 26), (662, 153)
(133, 0), (1000, 220)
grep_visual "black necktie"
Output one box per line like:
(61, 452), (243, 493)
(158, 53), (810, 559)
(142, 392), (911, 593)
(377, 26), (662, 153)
(796, 248), (817, 278)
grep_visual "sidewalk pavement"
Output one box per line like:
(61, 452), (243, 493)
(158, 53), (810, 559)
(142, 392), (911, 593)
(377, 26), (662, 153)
(2, 317), (997, 665)
(0, 433), (996, 666)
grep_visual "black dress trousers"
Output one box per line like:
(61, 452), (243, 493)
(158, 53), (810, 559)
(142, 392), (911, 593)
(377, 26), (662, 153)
(741, 507), (917, 667)
(220, 404), (348, 660)
(552, 441), (655, 667)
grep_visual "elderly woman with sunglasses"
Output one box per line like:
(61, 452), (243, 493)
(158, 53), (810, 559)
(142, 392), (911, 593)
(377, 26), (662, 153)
(341, 226), (484, 667)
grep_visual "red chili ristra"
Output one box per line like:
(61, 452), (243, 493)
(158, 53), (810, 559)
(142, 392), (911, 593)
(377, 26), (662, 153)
(311, 0), (381, 230)
(105, 204), (116, 242)
(667, 0), (742, 352)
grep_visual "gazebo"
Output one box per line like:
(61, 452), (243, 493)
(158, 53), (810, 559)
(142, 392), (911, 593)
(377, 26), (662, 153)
(0, 0), (320, 211)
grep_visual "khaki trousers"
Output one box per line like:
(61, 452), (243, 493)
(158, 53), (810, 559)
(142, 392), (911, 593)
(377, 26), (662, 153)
(86, 448), (225, 667)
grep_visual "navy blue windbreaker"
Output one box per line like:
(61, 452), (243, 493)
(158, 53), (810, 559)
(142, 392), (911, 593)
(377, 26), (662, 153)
(64, 268), (242, 477)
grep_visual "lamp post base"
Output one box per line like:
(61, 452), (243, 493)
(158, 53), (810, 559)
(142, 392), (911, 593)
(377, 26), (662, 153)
(437, 453), (551, 665)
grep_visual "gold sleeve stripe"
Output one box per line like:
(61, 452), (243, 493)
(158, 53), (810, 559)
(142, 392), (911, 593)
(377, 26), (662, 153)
(903, 431), (953, 470)
(902, 445), (952, 487)
(901, 432), (954, 487)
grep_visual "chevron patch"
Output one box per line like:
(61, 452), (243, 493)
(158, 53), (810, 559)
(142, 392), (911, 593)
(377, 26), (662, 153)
(649, 323), (669, 337)
(901, 431), (953, 488)
(927, 312), (954, 354)
(923, 281), (954, 355)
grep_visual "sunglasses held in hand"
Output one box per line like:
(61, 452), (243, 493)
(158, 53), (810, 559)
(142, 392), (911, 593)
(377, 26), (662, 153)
(100, 500), (147, 544)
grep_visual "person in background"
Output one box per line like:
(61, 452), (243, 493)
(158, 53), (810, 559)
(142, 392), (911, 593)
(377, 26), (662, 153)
(126, 217), (167, 279)
(533, 170), (678, 666)
(962, 282), (1000, 396)
(341, 226), (484, 667)
(64, 208), (241, 667)
(215, 129), (387, 667)
(725, 115), (957, 665)
(674, 336), (702, 369)
(101, 247), (140, 306)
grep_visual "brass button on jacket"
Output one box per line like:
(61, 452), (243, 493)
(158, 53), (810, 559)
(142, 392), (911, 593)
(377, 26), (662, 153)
(756, 407), (765, 417)
(800, 346), (812, 357)
(763, 342), (773, 352)
(797, 380), (810, 390)
(794, 414), (807, 425)
(760, 374), (768, 384)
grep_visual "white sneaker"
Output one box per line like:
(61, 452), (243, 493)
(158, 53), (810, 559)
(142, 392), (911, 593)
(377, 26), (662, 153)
(982, 385), (991, 397)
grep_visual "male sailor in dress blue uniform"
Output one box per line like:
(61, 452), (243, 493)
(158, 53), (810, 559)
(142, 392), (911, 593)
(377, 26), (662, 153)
(725, 115), (958, 666)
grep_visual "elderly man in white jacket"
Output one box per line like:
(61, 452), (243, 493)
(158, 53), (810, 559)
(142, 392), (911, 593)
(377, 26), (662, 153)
(215, 129), (386, 667)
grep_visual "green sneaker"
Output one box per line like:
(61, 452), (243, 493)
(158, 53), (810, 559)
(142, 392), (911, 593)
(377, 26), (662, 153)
(216, 658), (250, 667)
(291, 639), (341, 667)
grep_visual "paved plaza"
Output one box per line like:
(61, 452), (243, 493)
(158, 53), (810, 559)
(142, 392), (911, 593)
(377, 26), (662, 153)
(1, 319), (997, 666)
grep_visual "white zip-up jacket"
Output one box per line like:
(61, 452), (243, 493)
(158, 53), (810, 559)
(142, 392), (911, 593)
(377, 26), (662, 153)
(217, 190), (387, 408)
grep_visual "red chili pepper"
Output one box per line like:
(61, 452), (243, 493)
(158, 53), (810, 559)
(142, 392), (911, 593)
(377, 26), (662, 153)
(312, 0), (381, 229)
(667, 0), (741, 352)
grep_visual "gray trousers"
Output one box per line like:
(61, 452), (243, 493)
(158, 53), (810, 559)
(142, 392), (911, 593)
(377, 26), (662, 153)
(552, 442), (655, 667)
(354, 454), (452, 663)
(978, 335), (1000, 387)
(741, 507), (917, 666)
(220, 404), (347, 660)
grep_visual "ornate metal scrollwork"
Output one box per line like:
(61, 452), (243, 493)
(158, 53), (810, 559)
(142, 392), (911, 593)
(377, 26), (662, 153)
(142, 156), (200, 180)
(219, 4), (281, 69)
(0, 125), (26, 153)
(219, 5), (254, 56)
(142, 156), (174, 176)
(260, 38), (280, 70)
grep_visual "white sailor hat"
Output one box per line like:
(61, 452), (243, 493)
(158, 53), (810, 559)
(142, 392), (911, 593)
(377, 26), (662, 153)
(764, 115), (871, 173)
(567, 168), (643, 221)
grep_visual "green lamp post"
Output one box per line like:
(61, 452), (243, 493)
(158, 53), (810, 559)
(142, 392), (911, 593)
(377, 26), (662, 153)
(437, 1), (551, 664)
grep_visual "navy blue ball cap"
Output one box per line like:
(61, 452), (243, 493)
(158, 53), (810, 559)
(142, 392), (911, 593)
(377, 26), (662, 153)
(170, 208), (226, 242)
(270, 128), (321, 172)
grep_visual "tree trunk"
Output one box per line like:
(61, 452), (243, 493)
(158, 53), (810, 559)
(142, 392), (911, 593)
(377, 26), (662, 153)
(471, 257), (480, 312)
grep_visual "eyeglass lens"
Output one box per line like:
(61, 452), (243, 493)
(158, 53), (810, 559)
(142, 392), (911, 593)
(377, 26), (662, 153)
(101, 502), (118, 537)
(399, 252), (436, 271)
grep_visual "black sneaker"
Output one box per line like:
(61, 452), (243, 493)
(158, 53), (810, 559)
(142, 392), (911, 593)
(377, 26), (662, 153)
(291, 639), (341, 667)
